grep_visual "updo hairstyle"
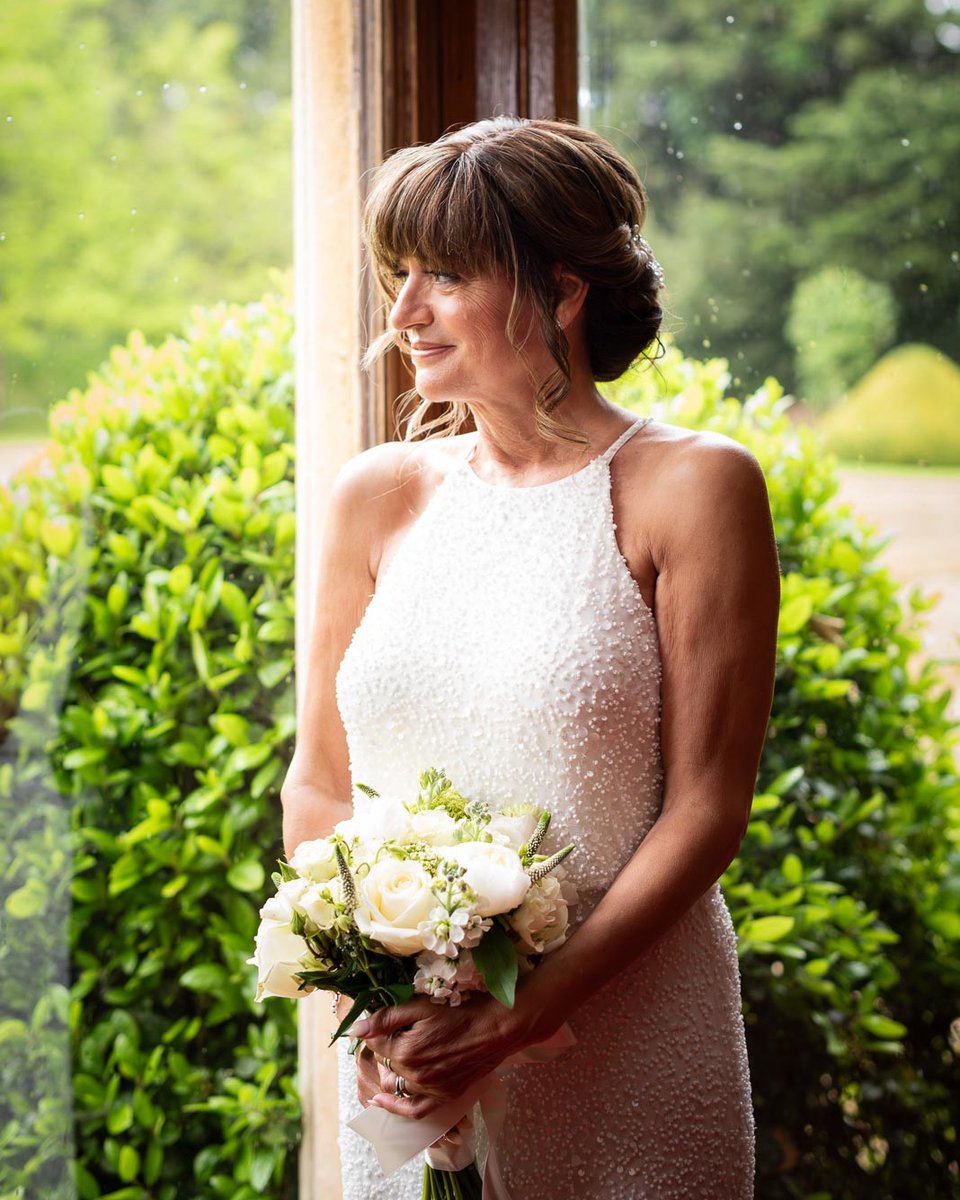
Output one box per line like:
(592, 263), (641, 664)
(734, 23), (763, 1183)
(361, 115), (665, 446)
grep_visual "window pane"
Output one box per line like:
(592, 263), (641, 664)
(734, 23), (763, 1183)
(1, 2), (296, 1196)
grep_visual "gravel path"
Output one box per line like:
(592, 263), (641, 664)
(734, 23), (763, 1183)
(834, 469), (960, 739)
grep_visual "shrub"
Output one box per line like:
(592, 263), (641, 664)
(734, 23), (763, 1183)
(1, 290), (957, 1199)
(606, 347), (960, 1199)
(0, 269), (301, 1200)
(785, 266), (897, 412)
(816, 342), (960, 467)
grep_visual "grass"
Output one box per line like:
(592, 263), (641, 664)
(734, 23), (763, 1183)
(835, 458), (960, 478)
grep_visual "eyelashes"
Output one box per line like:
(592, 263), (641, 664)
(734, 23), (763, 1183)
(387, 269), (461, 285)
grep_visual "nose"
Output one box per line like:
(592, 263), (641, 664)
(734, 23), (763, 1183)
(388, 272), (431, 335)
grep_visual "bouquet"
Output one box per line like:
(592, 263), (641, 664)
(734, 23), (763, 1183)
(247, 767), (577, 1199)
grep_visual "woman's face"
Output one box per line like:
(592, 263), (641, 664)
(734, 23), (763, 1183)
(386, 258), (547, 408)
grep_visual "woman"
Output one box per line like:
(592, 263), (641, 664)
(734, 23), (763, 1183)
(280, 115), (780, 1199)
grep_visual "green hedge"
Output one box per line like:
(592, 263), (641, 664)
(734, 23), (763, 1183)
(1, 270), (301, 1200)
(607, 351), (960, 1197)
(1, 284), (958, 1199)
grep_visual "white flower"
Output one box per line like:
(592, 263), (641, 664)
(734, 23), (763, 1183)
(486, 806), (539, 850)
(444, 841), (531, 917)
(354, 857), (437, 955)
(506, 875), (569, 954)
(260, 875), (311, 923)
(454, 949), (485, 994)
(246, 913), (314, 1001)
(408, 808), (458, 845)
(300, 878), (343, 930)
(334, 796), (412, 853)
(418, 905), (492, 957)
(413, 951), (458, 1003)
(289, 837), (338, 883)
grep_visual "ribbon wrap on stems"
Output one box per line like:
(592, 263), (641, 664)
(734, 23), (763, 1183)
(347, 1023), (577, 1199)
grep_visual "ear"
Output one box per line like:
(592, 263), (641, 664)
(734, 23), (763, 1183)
(551, 263), (589, 330)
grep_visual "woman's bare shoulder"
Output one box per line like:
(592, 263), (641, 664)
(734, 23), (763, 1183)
(334, 434), (466, 507)
(636, 420), (772, 563)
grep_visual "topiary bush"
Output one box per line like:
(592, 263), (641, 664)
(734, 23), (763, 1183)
(607, 347), (960, 1199)
(0, 269), (302, 1200)
(1, 287), (957, 1200)
(816, 342), (960, 467)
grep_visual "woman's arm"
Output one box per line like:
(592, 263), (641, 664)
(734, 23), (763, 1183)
(280, 444), (408, 857)
(356, 434), (781, 1117)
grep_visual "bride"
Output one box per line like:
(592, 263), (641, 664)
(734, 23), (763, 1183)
(280, 115), (780, 1198)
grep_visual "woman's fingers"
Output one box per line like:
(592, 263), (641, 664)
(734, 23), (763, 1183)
(355, 1045), (382, 1109)
(370, 1083), (440, 1121)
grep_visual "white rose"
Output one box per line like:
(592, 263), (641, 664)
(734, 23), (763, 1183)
(334, 796), (412, 853)
(446, 842), (531, 917)
(300, 878), (344, 930)
(354, 857), (438, 955)
(289, 837), (338, 883)
(507, 875), (569, 954)
(409, 808), (459, 845)
(247, 915), (313, 1001)
(486, 807), (539, 850)
(259, 875), (311, 923)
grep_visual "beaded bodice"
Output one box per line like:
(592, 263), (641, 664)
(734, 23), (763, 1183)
(334, 414), (662, 899)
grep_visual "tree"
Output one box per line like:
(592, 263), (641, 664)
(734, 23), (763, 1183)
(581, 0), (960, 391)
(0, 0), (291, 424)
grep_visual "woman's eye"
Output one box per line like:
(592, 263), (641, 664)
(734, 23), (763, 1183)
(433, 271), (460, 283)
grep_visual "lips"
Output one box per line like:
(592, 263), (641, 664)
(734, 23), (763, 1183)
(410, 343), (452, 357)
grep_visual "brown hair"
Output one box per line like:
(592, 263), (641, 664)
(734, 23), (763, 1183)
(361, 115), (664, 445)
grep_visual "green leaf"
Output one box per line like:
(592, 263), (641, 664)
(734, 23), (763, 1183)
(117, 1143), (141, 1182)
(180, 963), (229, 992)
(249, 1148), (275, 1193)
(861, 1012), (907, 1039)
(743, 916), (795, 943)
(471, 923), (519, 1009)
(779, 594), (813, 635)
(781, 853), (803, 885)
(227, 859), (265, 893)
(107, 1102), (134, 1134)
(925, 911), (960, 940)
(4, 881), (47, 918)
(328, 992), (373, 1046)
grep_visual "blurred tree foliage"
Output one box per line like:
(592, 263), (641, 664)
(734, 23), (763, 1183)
(581, 0), (960, 393)
(786, 266), (897, 411)
(0, 0), (291, 424)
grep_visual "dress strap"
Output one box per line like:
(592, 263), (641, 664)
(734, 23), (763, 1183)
(598, 415), (652, 465)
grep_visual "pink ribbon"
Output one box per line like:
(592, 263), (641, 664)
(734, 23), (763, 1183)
(347, 1023), (577, 1199)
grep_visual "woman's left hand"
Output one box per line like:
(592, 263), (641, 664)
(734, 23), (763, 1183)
(349, 993), (525, 1120)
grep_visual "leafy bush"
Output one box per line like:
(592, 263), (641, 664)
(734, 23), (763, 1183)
(816, 342), (960, 467)
(607, 348), (960, 1199)
(2, 287), (957, 1200)
(0, 270), (301, 1199)
(785, 266), (897, 412)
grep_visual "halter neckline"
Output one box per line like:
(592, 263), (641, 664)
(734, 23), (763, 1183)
(459, 415), (652, 493)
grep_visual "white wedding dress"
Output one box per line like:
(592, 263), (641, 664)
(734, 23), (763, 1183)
(333, 414), (755, 1199)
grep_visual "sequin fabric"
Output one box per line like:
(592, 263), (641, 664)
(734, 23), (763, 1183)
(333, 414), (756, 1199)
